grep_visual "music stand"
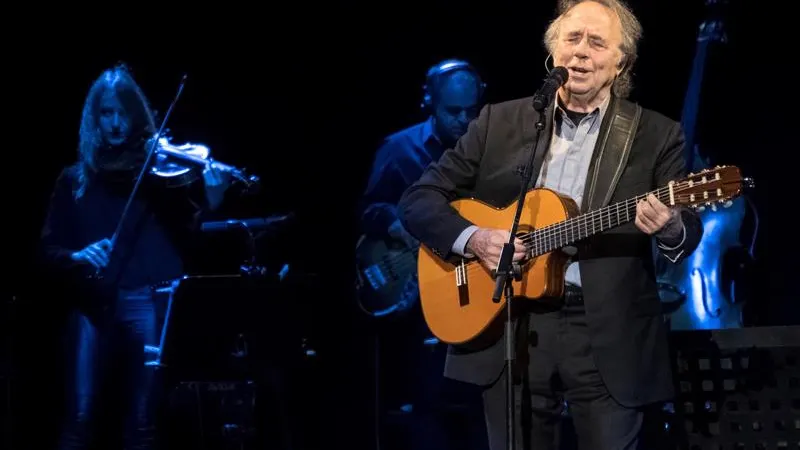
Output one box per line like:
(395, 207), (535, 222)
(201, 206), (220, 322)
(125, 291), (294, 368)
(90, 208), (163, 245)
(152, 270), (310, 450)
(152, 273), (300, 381)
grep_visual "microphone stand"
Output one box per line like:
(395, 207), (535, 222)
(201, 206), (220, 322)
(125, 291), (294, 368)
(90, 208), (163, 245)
(492, 102), (549, 450)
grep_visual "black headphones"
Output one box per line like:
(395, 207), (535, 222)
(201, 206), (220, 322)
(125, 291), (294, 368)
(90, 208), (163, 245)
(421, 59), (486, 111)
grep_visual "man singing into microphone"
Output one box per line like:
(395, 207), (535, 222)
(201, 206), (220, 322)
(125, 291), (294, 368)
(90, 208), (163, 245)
(397, 1), (703, 449)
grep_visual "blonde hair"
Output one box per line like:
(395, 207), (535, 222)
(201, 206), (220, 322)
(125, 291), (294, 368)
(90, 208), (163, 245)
(74, 63), (156, 199)
(543, 0), (642, 98)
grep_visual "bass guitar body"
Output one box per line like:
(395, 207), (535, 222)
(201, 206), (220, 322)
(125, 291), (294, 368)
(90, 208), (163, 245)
(355, 234), (419, 317)
(417, 188), (577, 345)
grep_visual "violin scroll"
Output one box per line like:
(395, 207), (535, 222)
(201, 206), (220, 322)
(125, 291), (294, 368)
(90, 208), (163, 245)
(151, 136), (260, 191)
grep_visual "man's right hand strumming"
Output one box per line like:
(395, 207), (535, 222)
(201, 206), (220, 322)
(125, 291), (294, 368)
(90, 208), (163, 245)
(70, 238), (112, 269)
(466, 228), (528, 270)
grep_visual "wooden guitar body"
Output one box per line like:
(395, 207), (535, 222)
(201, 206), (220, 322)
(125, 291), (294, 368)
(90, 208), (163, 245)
(417, 188), (578, 345)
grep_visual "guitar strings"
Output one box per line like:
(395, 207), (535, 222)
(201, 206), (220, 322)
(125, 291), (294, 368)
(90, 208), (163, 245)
(364, 193), (687, 280)
(518, 181), (731, 254)
(362, 189), (691, 278)
(518, 184), (677, 252)
(525, 175), (734, 244)
(361, 179), (725, 279)
(440, 189), (702, 283)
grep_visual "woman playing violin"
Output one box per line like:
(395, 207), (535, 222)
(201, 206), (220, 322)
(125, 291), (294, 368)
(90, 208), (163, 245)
(39, 63), (233, 450)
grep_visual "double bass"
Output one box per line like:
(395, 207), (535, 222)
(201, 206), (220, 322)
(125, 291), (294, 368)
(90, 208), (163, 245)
(656, 0), (757, 330)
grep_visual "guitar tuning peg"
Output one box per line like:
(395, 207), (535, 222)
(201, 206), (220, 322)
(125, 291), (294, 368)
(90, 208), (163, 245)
(696, 206), (706, 212)
(723, 200), (733, 208)
(710, 204), (717, 211)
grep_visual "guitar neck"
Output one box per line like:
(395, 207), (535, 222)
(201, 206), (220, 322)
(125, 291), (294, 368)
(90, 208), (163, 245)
(525, 184), (673, 257)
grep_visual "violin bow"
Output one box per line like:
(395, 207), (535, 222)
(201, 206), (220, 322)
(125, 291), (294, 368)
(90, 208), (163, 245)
(94, 73), (189, 278)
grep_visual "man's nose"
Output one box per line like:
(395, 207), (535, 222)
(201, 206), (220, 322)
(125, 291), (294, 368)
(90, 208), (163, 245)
(574, 39), (589, 58)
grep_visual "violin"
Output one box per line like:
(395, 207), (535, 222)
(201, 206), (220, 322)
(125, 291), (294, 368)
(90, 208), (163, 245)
(148, 135), (260, 191)
(93, 73), (261, 280)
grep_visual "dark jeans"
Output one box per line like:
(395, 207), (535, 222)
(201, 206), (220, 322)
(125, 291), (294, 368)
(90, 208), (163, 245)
(58, 286), (166, 450)
(482, 289), (658, 450)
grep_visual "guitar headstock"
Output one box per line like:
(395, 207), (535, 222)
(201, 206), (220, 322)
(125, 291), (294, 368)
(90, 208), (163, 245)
(670, 165), (751, 211)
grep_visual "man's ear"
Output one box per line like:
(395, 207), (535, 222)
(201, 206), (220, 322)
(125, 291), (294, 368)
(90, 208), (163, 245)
(616, 55), (627, 75)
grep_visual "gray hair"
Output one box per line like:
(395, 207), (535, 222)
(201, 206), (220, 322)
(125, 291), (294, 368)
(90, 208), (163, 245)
(543, 0), (642, 98)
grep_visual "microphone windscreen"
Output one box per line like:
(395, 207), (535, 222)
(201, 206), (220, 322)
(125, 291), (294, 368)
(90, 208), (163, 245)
(550, 66), (569, 85)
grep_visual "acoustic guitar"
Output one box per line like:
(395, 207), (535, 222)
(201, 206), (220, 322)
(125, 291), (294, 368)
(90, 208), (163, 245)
(416, 165), (748, 345)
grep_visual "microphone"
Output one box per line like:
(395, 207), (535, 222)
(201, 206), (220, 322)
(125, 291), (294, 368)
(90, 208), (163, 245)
(532, 66), (569, 112)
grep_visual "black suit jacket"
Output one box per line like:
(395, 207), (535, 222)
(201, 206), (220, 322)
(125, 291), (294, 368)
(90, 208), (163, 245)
(397, 95), (703, 408)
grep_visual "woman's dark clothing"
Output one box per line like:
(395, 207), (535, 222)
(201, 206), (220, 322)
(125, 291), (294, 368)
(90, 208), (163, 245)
(41, 163), (209, 450)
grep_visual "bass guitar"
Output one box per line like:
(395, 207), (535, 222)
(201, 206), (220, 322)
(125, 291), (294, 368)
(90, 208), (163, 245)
(354, 234), (419, 317)
(416, 165), (748, 345)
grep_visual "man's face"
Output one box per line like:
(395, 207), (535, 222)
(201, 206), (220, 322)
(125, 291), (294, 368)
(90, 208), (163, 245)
(552, 1), (624, 98)
(98, 89), (131, 146)
(432, 73), (480, 144)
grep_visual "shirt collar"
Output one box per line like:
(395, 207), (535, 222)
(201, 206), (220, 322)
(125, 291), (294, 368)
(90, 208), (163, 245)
(555, 91), (612, 122)
(422, 116), (443, 146)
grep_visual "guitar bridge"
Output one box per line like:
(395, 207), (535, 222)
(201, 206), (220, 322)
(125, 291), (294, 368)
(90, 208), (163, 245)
(455, 259), (468, 287)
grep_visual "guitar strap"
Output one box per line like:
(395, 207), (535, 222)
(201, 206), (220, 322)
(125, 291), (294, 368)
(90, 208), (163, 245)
(524, 97), (642, 207)
(513, 98), (641, 385)
(582, 97), (642, 213)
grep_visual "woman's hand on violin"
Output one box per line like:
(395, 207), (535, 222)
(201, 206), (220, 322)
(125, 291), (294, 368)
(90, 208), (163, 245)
(203, 164), (232, 211)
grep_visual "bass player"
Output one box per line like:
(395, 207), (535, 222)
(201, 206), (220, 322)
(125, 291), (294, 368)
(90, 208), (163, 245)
(357, 59), (487, 449)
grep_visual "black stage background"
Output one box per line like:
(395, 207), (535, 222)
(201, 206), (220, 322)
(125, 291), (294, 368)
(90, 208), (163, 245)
(2, 2), (794, 449)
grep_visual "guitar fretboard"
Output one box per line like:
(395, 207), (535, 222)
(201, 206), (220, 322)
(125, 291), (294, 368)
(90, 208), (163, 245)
(523, 184), (673, 257)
